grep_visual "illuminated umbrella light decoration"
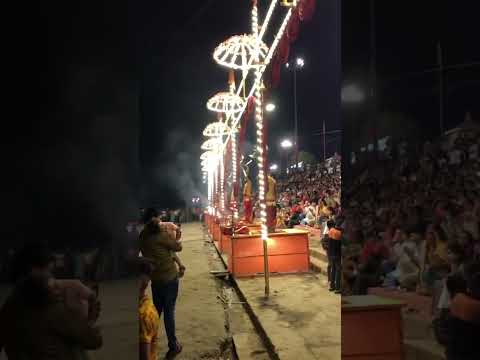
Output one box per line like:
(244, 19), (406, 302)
(202, 122), (230, 138)
(209, 33), (269, 224)
(213, 34), (269, 71)
(206, 92), (245, 117)
(201, 138), (222, 151)
(202, 0), (307, 297)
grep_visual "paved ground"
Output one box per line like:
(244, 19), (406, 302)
(150, 223), (230, 359)
(236, 274), (341, 360)
(160, 222), (269, 360)
(88, 279), (138, 360)
(1, 222), (269, 360)
(211, 225), (340, 360)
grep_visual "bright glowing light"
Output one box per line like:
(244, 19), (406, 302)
(200, 151), (214, 161)
(213, 34), (269, 71)
(207, 92), (245, 115)
(341, 84), (365, 103)
(296, 57), (305, 67)
(252, 0), (268, 242)
(258, 0), (278, 39)
(203, 122), (230, 137)
(201, 138), (222, 151)
(265, 103), (276, 112)
(220, 7), (295, 153)
(231, 132), (239, 221)
(264, 8), (294, 66)
(252, 0), (259, 36)
(281, 139), (293, 148)
(269, 164), (278, 171)
(203, 0), (301, 225)
(220, 154), (225, 215)
(280, 0), (298, 7)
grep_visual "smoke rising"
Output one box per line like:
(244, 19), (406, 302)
(150, 129), (203, 209)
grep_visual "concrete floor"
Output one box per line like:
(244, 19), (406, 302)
(236, 274), (341, 360)
(151, 223), (229, 359)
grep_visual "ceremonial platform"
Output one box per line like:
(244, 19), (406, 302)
(227, 228), (310, 277)
(205, 214), (310, 277)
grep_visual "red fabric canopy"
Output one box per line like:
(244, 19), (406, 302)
(267, 0), (316, 89)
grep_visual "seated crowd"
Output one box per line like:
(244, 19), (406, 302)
(340, 128), (480, 356)
(275, 156), (342, 230)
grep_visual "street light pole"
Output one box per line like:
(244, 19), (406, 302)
(369, 0), (378, 162)
(280, 139), (293, 177)
(323, 120), (326, 162)
(437, 42), (444, 135)
(293, 65), (298, 170)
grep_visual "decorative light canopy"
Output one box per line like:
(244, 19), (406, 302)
(203, 122), (231, 137)
(200, 151), (215, 161)
(201, 138), (222, 151)
(213, 34), (269, 71)
(207, 92), (245, 115)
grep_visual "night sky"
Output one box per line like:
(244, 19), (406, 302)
(5, 1), (137, 250)
(342, 0), (480, 152)
(139, 0), (340, 208)
(2, 1), (339, 250)
(10, 1), (476, 251)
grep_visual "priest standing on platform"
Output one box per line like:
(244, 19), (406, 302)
(266, 174), (277, 233)
(243, 176), (253, 223)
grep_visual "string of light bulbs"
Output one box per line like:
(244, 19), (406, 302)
(219, 5), (296, 152)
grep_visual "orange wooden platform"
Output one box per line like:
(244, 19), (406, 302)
(227, 228), (310, 277)
(368, 287), (433, 321)
(218, 223), (260, 254)
(342, 295), (405, 360)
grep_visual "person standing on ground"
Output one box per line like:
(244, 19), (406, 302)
(140, 208), (183, 359)
(327, 220), (342, 293)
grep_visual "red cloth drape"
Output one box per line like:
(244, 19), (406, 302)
(268, 0), (318, 89)
(299, 0), (316, 22)
(287, 9), (300, 42)
(239, 96), (255, 151)
(270, 57), (282, 89)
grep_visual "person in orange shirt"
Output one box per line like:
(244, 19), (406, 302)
(446, 261), (480, 359)
(139, 264), (160, 360)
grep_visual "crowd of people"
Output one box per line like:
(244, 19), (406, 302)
(274, 155), (341, 230)
(267, 156), (343, 293)
(339, 128), (480, 358)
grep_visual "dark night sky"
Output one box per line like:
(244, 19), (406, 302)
(2, 1), (339, 249)
(10, 1), (477, 250)
(138, 0), (341, 208)
(5, 1), (137, 250)
(342, 0), (480, 150)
